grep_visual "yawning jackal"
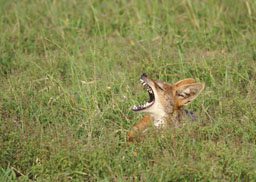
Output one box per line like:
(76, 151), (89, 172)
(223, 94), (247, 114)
(128, 73), (204, 142)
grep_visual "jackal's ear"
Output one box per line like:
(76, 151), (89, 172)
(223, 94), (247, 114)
(174, 78), (196, 87)
(175, 83), (204, 106)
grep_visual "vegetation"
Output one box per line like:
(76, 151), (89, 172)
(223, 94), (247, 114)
(0, 0), (255, 181)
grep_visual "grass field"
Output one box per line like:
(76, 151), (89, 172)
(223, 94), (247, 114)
(0, 0), (256, 181)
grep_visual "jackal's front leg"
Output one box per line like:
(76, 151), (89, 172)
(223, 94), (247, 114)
(127, 114), (153, 142)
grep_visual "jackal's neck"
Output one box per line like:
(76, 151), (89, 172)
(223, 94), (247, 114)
(151, 108), (195, 128)
(150, 110), (181, 128)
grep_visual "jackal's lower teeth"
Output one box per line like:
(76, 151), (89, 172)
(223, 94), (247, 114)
(133, 101), (153, 110)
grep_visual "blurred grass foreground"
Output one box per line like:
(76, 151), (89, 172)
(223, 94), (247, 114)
(0, 0), (256, 181)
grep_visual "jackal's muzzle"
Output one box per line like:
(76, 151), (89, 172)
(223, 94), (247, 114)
(132, 73), (155, 112)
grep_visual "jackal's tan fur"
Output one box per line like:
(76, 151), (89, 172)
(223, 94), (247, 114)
(128, 73), (204, 142)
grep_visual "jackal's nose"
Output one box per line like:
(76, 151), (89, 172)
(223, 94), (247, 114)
(141, 73), (147, 78)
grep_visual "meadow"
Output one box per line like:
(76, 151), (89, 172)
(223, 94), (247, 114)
(0, 0), (256, 181)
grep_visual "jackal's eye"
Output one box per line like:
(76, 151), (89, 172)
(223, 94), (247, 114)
(157, 85), (164, 91)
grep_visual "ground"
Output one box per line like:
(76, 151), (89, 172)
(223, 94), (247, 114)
(0, 0), (256, 181)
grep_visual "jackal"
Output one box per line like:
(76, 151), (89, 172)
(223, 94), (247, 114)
(128, 73), (204, 142)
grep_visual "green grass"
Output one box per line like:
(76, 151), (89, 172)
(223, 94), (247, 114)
(0, 0), (256, 181)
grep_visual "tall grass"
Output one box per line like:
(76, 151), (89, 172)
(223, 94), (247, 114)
(0, 0), (255, 181)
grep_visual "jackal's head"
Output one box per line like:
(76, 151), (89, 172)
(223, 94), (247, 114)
(132, 73), (204, 123)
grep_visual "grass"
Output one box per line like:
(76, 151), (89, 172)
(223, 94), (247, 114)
(0, 0), (256, 181)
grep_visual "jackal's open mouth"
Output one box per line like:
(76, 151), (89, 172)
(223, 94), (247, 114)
(133, 79), (155, 112)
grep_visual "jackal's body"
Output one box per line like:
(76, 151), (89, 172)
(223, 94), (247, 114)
(128, 73), (204, 142)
